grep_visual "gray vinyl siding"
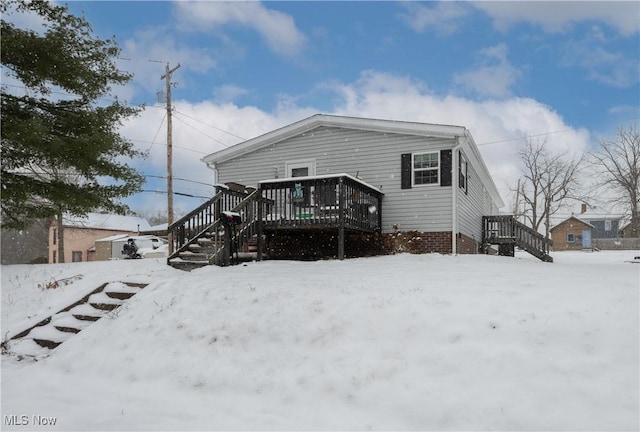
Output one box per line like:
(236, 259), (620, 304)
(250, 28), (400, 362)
(586, 219), (620, 239)
(456, 156), (485, 242)
(216, 126), (454, 233)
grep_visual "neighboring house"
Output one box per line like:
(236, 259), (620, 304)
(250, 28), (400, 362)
(48, 213), (152, 263)
(578, 208), (624, 239)
(179, 114), (506, 263)
(620, 219), (639, 238)
(1, 219), (49, 264)
(550, 217), (594, 251)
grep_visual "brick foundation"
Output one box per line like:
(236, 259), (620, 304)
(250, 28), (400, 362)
(265, 230), (481, 260)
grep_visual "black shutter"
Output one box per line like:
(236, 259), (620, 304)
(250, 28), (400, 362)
(440, 149), (452, 187)
(401, 153), (412, 189)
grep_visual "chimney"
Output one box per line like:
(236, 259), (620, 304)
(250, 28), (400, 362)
(581, 203), (587, 214)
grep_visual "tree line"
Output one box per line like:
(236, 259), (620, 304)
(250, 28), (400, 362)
(514, 124), (640, 240)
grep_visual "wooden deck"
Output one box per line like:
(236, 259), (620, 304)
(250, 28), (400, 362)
(258, 174), (383, 232)
(167, 174), (384, 268)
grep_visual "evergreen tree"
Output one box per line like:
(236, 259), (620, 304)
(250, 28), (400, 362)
(1, 0), (145, 239)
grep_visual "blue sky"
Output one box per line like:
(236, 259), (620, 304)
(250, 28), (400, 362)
(7, 1), (640, 218)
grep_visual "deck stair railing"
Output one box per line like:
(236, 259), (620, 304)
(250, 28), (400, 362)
(167, 189), (247, 266)
(482, 215), (553, 262)
(213, 190), (267, 266)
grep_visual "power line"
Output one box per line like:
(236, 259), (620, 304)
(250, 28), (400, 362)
(476, 116), (640, 147)
(143, 174), (215, 187)
(136, 111), (167, 172)
(173, 108), (247, 141)
(129, 138), (210, 155)
(141, 189), (211, 199)
(476, 128), (574, 146)
(171, 111), (230, 147)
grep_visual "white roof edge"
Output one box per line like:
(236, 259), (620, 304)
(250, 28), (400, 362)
(202, 114), (466, 166)
(258, 173), (383, 194)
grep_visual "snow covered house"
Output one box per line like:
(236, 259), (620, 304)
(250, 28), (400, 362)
(168, 114), (552, 269)
(48, 213), (151, 263)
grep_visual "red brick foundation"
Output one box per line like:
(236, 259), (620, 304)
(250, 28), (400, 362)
(265, 230), (481, 259)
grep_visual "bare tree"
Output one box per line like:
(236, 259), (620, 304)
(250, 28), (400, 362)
(515, 139), (585, 240)
(590, 124), (640, 237)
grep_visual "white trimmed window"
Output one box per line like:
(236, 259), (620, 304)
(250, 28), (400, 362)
(604, 220), (612, 231)
(412, 152), (440, 186)
(567, 233), (575, 243)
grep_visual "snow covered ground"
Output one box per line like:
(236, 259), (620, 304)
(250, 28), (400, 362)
(1, 251), (638, 431)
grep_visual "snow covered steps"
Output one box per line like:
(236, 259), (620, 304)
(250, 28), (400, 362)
(2, 281), (147, 360)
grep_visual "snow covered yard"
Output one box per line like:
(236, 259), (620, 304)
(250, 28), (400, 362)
(1, 251), (638, 431)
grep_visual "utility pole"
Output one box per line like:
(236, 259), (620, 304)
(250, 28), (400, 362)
(161, 62), (181, 227)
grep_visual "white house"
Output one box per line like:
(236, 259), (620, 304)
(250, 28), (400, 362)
(197, 114), (504, 257)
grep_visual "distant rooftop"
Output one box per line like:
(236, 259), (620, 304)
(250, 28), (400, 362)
(63, 213), (152, 232)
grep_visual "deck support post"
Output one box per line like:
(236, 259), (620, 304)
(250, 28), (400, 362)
(222, 227), (231, 266)
(338, 177), (345, 260)
(257, 188), (263, 262)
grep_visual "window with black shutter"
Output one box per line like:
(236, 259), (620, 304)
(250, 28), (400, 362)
(440, 149), (452, 187)
(401, 150), (452, 188)
(401, 153), (412, 189)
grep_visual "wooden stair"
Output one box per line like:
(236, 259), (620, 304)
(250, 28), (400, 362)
(482, 215), (553, 262)
(168, 190), (264, 271)
(2, 282), (147, 360)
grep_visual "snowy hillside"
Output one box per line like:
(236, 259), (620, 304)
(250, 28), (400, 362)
(1, 252), (639, 430)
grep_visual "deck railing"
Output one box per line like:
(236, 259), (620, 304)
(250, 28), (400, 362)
(258, 174), (383, 232)
(216, 190), (268, 266)
(482, 215), (553, 262)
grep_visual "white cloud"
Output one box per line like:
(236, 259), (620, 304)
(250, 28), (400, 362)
(473, 2), (640, 35)
(399, 2), (470, 36)
(116, 28), (217, 102)
(325, 71), (590, 202)
(213, 85), (249, 103)
(173, 1), (306, 57)
(120, 70), (591, 216)
(560, 36), (640, 88)
(453, 44), (523, 98)
(119, 99), (314, 216)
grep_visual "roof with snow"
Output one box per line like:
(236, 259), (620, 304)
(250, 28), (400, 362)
(63, 213), (152, 232)
(550, 216), (594, 231)
(574, 211), (625, 221)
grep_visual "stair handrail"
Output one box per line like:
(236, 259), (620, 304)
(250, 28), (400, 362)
(168, 189), (247, 231)
(167, 189), (247, 263)
(483, 215), (553, 262)
(211, 190), (264, 266)
(512, 219), (553, 259)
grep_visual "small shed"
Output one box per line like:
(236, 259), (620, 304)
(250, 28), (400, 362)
(550, 217), (594, 250)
